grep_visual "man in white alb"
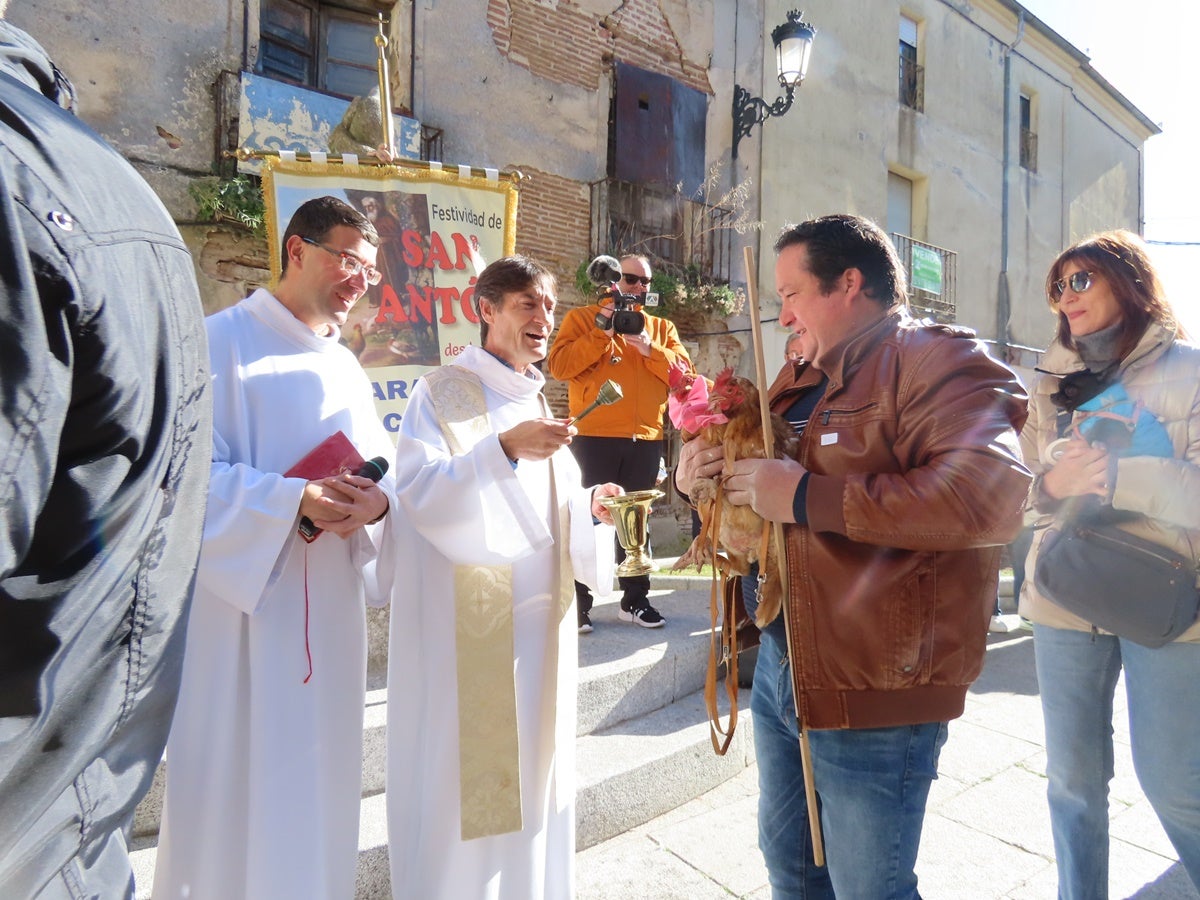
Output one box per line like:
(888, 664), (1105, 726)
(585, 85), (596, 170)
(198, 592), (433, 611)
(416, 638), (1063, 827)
(153, 196), (395, 900)
(384, 255), (620, 899)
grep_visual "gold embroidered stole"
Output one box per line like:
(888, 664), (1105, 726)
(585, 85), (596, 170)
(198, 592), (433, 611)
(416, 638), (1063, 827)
(424, 365), (573, 840)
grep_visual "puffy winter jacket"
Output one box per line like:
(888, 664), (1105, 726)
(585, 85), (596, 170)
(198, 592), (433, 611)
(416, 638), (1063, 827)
(1018, 323), (1200, 641)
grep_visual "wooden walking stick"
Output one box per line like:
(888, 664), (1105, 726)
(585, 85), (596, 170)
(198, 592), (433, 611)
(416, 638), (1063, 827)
(742, 245), (826, 867)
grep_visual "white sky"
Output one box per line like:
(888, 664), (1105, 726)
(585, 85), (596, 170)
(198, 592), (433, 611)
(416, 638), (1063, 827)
(1021, 0), (1200, 335)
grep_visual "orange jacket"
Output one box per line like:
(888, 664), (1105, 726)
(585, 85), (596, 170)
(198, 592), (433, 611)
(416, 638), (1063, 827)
(547, 304), (692, 440)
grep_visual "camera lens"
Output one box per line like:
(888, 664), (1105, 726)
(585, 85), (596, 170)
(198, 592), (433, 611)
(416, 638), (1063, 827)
(612, 309), (645, 334)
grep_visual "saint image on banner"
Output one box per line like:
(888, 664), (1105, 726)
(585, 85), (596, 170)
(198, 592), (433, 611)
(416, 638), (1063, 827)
(345, 189), (441, 368)
(260, 157), (519, 436)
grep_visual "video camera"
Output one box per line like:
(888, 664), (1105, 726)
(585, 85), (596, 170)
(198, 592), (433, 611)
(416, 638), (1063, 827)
(585, 255), (659, 336)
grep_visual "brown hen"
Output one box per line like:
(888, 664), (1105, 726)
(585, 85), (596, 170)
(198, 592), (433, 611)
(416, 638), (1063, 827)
(669, 365), (793, 627)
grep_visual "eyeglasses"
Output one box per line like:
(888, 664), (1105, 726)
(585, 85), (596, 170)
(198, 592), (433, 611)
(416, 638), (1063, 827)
(301, 237), (382, 285)
(1051, 270), (1095, 301)
(621, 272), (651, 287)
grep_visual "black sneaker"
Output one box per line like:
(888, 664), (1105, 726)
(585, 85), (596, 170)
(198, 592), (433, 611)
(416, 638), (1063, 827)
(617, 604), (665, 628)
(578, 611), (593, 634)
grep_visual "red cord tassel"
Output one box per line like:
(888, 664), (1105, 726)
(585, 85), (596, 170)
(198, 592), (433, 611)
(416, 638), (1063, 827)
(302, 544), (313, 684)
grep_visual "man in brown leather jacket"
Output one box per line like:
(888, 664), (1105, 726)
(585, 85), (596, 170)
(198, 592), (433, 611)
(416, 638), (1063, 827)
(676, 214), (1030, 899)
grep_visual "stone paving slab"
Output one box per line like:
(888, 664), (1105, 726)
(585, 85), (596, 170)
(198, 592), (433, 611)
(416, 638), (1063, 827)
(129, 589), (1198, 900)
(578, 631), (1198, 900)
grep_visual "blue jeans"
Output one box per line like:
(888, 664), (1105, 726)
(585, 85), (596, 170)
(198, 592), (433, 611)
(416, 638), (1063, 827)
(751, 632), (948, 899)
(1033, 624), (1200, 898)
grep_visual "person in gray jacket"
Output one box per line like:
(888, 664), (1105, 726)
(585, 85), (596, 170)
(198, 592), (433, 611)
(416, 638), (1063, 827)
(0, 11), (212, 898)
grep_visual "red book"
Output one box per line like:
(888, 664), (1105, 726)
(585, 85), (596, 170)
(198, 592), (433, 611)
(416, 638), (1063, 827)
(286, 431), (368, 544)
(284, 430), (366, 480)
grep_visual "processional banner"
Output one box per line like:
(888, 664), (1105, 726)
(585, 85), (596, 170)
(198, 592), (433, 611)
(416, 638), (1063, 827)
(262, 156), (519, 433)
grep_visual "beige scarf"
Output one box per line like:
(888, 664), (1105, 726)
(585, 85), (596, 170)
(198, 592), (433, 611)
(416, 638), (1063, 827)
(424, 364), (574, 840)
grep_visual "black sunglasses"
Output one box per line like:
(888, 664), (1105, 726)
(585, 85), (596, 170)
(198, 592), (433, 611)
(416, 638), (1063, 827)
(621, 272), (651, 287)
(1051, 270), (1094, 300)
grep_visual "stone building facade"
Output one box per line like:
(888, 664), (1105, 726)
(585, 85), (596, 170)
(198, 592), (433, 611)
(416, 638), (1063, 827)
(9, 0), (1158, 380)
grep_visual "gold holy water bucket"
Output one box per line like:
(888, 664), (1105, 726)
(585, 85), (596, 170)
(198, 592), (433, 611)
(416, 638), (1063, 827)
(598, 489), (663, 577)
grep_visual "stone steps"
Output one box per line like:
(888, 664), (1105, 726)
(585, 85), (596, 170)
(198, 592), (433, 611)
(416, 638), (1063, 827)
(129, 674), (390, 842)
(577, 687), (754, 850)
(128, 574), (753, 896)
(576, 582), (753, 850)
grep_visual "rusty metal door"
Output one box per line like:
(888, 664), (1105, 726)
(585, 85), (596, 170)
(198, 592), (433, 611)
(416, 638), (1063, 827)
(612, 61), (706, 197)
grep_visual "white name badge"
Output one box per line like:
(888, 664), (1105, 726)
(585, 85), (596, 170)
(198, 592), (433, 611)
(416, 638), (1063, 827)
(821, 432), (838, 446)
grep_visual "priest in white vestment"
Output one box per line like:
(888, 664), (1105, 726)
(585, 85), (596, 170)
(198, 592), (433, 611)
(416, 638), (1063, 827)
(154, 198), (395, 900)
(384, 256), (620, 900)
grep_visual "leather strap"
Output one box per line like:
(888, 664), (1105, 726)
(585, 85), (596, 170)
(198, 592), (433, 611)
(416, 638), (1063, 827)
(702, 476), (765, 755)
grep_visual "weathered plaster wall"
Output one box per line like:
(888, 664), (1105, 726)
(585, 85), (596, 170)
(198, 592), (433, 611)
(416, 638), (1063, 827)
(180, 225), (270, 316)
(411, 1), (728, 299)
(996, 12), (1147, 352)
(10, 1), (244, 220)
(482, 0), (710, 95)
(411, 0), (723, 195)
(10, 0), (1153, 368)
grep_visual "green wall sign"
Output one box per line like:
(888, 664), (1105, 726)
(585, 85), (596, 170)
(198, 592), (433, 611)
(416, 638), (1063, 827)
(910, 245), (943, 294)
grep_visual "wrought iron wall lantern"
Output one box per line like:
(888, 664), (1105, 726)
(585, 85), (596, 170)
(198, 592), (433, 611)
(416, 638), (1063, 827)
(732, 9), (816, 158)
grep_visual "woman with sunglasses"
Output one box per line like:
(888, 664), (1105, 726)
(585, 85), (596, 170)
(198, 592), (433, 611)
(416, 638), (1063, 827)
(1021, 229), (1200, 897)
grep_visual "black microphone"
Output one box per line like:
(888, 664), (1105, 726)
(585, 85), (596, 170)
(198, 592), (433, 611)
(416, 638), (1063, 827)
(298, 456), (390, 542)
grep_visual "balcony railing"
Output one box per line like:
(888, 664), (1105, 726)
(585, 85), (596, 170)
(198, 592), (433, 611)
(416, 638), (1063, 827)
(899, 56), (924, 112)
(589, 177), (734, 282)
(421, 125), (444, 163)
(1019, 127), (1038, 172)
(890, 233), (956, 322)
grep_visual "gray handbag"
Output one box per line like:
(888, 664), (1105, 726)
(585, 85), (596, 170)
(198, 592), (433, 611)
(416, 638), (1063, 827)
(1034, 518), (1200, 648)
